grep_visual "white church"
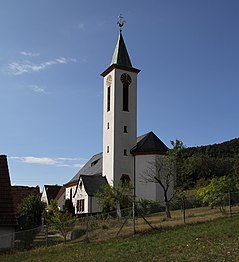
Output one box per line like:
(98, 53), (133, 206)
(61, 26), (173, 214)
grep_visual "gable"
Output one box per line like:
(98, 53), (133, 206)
(0, 155), (17, 226)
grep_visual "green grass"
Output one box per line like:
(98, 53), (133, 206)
(1, 216), (239, 262)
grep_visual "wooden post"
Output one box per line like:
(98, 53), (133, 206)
(183, 196), (186, 224)
(228, 191), (232, 217)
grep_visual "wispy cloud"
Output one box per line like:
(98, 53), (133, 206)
(10, 156), (86, 168)
(78, 23), (85, 31)
(7, 57), (77, 75)
(28, 84), (47, 93)
(20, 51), (40, 57)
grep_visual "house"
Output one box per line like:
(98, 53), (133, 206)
(64, 153), (107, 214)
(41, 185), (61, 207)
(63, 23), (175, 214)
(55, 185), (66, 210)
(0, 155), (17, 250)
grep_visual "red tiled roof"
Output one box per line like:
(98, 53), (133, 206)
(0, 155), (17, 226)
(11, 185), (40, 214)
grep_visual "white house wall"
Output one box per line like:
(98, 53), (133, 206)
(41, 187), (48, 206)
(72, 182), (88, 214)
(0, 227), (14, 250)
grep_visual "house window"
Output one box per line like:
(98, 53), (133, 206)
(76, 199), (85, 212)
(107, 122), (110, 129)
(124, 149), (127, 156)
(107, 86), (110, 112)
(70, 188), (72, 200)
(120, 174), (131, 185)
(79, 181), (83, 190)
(123, 84), (129, 111)
(124, 126), (128, 133)
(107, 146), (109, 153)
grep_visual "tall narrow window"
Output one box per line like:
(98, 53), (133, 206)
(124, 126), (128, 133)
(107, 86), (110, 112)
(120, 73), (131, 112)
(123, 84), (129, 111)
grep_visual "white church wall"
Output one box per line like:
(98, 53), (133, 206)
(135, 154), (175, 204)
(135, 155), (157, 201)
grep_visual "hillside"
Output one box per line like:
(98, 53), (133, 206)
(181, 137), (239, 159)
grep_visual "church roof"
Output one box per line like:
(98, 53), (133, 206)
(131, 131), (169, 155)
(68, 132), (168, 184)
(0, 155), (17, 226)
(110, 31), (132, 68)
(68, 152), (102, 183)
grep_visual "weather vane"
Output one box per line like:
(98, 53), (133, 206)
(117, 14), (126, 31)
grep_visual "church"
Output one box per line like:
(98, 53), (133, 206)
(62, 25), (173, 214)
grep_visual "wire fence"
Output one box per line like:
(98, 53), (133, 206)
(1, 191), (239, 252)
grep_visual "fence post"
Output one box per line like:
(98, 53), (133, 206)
(86, 214), (89, 240)
(45, 224), (48, 247)
(182, 196), (186, 224)
(228, 191), (232, 217)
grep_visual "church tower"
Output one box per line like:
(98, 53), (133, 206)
(101, 25), (140, 186)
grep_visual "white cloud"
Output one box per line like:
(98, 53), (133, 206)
(73, 163), (85, 168)
(20, 51), (40, 57)
(28, 84), (47, 93)
(10, 156), (86, 168)
(7, 57), (77, 75)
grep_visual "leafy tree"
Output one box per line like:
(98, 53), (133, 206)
(64, 199), (75, 216)
(197, 176), (238, 213)
(44, 200), (76, 244)
(18, 194), (46, 227)
(96, 183), (133, 217)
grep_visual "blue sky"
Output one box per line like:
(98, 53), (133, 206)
(0, 0), (238, 190)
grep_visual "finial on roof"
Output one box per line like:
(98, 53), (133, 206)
(117, 14), (126, 32)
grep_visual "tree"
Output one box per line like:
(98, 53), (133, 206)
(96, 183), (133, 217)
(44, 200), (76, 244)
(142, 140), (185, 219)
(142, 155), (176, 218)
(18, 194), (46, 227)
(197, 176), (238, 213)
(63, 199), (75, 216)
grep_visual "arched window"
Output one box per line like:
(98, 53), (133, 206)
(120, 174), (131, 185)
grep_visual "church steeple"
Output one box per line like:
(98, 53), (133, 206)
(110, 31), (132, 68)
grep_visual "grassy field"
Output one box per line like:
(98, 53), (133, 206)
(1, 215), (239, 262)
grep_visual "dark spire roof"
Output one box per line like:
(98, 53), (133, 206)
(0, 155), (17, 226)
(110, 31), (132, 68)
(131, 131), (169, 155)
